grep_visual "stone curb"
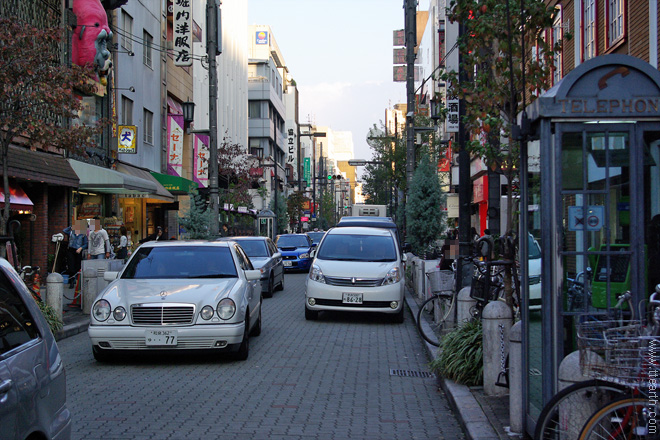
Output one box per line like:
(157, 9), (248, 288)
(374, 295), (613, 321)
(54, 318), (89, 342)
(405, 288), (500, 440)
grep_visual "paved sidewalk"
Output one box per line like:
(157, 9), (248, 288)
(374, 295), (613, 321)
(405, 289), (518, 440)
(51, 285), (89, 341)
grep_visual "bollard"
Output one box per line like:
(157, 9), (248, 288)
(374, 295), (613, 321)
(482, 300), (512, 396)
(509, 321), (523, 434)
(82, 268), (98, 315)
(45, 272), (64, 323)
(456, 287), (476, 326)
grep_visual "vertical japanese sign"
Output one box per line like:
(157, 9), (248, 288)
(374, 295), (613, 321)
(167, 115), (184, 176)
(287, 129), (295, 166)
(446, 98), (459, 133)
(173, 0), (192, 67)
(193, 134), (209, 188)
(118, 125), (137, 153)
(304, 158), (311, 187)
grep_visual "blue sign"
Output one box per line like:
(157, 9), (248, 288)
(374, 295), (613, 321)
(256, 31), (268, 45)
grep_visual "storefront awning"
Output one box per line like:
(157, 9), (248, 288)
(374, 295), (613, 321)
(115, 163), (175, 201)
(7, 145), (79, 187)
(150, 171), (198, 195)
(67, 159), (157, 195)
(0, 181), (34, 212)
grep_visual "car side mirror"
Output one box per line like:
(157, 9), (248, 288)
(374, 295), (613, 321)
(103, 271), (119, 281)
(245, 269), (261, 281)
(310, 249), (316, 258)
(273, 252), (281, 259)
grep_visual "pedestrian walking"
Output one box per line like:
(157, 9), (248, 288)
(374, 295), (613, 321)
(115, 226), (129, 260)
(63, 219), (88, 287)
(88, 217), (111, 259)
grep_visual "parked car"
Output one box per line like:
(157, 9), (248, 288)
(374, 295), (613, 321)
(528, 234), (542, 310)
(217, 236), (284, 297)
(275, 233), (316, 272)
(0, 258), (71, 440)
(89, 241), (263, 361)
(305, 231), (326, 245)
(336, 216), (404, 252)
(305, 226), (406, 323)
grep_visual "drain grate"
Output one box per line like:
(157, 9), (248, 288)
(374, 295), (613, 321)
(390, 369), (436, 379)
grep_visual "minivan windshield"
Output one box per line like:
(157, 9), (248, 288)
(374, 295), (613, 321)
(317, 234), (397, 262)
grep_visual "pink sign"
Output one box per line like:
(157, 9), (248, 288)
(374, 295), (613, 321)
(167, 115), (184, 177)
(193, 134), (209, 188)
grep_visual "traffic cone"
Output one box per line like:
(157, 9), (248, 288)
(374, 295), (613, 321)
(70, 272), (81, 307)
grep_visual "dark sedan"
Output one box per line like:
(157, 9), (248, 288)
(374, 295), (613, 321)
(217, 236), (284, 297)
(275, 234), (316, 272)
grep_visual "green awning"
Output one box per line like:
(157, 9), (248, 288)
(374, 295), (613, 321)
(150, 172), (198, 194)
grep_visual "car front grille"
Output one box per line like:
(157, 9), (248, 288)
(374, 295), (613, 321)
(107, 337), (220, 349)
(324, 276), (383, 287)
(282, 255), (297, 260)
(131, 304), (195, 325)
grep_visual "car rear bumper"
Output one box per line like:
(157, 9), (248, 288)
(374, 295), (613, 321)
(305, 280), (404, 313)
(89, 322), (245, 350)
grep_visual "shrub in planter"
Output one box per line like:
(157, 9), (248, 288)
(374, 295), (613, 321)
(37, 299), (63, 333)
(429, 319), (483, 386)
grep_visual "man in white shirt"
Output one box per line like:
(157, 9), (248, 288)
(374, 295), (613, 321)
(88, 217), (111, 259)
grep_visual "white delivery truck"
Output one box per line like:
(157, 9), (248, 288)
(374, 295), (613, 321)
(351, 204), (388, 217)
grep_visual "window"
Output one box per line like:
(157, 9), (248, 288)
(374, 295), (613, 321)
(0, 271), (39, 355)
(143, 109), (153, 144)
(248, 101), (261, 118)
(552, 10), (562, 84)
(122, 96), (134, 125)
(143, 30), (153, 68)
(121, 11), (133, 52)
(583, 0), (596, 60)
(249, 139), (263, 158)
(607, 0), (624, 46)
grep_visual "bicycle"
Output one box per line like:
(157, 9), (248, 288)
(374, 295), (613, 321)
(566, 267), (593, 312)
(534, 287), (660, 440)
(19, 264), (42, 302)
(416, 264), (456, 347)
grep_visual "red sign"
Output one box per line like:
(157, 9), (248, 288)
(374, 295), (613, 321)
(300, 216), (309, 222)
(438, 142), (452, 172)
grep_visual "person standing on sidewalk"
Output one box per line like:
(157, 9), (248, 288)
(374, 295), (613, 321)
(115, 226), (128, 260)
(88, 217), (111, 259)
(63, 219), (88, 288)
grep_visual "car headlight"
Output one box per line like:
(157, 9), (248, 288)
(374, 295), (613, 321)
(299, 253), (309, 259)
(113, 306), (126, 321)
(216, 298), (236, 320)
(382, 267), (401, 285)
(309, 264), (325, 283)
(93, 299), (111, 322)
(200, 305), (214, 320)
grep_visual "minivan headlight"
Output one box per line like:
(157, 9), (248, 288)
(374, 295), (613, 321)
(309, 265), (325, 283)
(382, 267), (401, 285)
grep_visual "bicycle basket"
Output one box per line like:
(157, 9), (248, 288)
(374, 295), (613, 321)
(576, 319), (657, 387)
(429, 270), (454, 294)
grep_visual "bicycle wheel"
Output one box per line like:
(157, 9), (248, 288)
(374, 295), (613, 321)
(578, 396), (654, 440)
(535, 379), (629, 440)
(417, 293), (454, 347)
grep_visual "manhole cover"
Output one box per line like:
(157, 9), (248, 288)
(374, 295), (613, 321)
(389, 369), (436, 378)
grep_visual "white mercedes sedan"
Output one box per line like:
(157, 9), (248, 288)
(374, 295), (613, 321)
(89, 240), (262, 362)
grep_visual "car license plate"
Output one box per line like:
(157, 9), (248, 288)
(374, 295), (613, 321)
(145, 329), (178, 346)
(283, 261), (292, 267)
(342, 292), (363, 304)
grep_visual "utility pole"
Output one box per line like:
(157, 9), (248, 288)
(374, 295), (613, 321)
(206, 0), (220, 236)
(404, 0), (416, 240)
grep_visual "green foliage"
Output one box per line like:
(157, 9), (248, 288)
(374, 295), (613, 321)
(317, 192), (335, 230)
(362, 124), (406, 208)
(178, 191), (213, 239)
(37, 299), (63, 334)
(429, 319), (483, 386)
(286, 191), (309, 230)
(269, 191), (288, 234)
(405, 153), (445, 256)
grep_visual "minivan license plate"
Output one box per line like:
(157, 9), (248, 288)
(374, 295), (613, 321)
(342, 293), (363, 304)
(145, 329), (178, 346)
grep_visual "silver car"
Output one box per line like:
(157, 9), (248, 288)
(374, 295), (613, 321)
(89, 241), (263, 361)
(0, 258), (71, 440)
(218, 236), (284, 297)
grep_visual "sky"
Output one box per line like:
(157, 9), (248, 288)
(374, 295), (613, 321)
(248, 0), (407, 162)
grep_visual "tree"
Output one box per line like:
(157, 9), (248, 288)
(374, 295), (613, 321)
(286, 191), (309, 232)
(178, 191), (213, 239)
(217, 133), (254, 209)
(269, 191), (287, 234)
(0, 17), (105, 234)
(406, 153), (446, 256)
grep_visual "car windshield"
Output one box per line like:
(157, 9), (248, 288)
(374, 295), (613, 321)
(276, 236), (309, 248)
(317, 234), (397, 262)
(528, 235), (541, 259)
(234, 240), (268, 257)
(122, 246), (238, 279)
(306, 232), (325, 244)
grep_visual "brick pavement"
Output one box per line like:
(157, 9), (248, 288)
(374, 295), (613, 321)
(55, 273), (467, 439)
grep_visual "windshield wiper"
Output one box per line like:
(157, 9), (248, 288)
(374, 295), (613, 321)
(190, 274), (237, 279)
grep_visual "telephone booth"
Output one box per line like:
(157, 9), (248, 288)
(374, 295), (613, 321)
(520, 55), (660, 433)
(257, 209), (276, 240)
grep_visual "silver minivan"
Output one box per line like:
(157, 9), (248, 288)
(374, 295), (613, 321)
(0, 258), (71, 440)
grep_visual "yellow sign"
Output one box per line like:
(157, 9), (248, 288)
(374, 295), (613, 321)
(118, 125), (137, 154)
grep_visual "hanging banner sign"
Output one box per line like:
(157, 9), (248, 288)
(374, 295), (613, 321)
(287, 129), (295, 165)
(118, 125), (137, 153)
(173, 0), (192, 66)
(193, 134), (209, 188)
(304, 158), (311, 187)
(167, 115), (184, 177)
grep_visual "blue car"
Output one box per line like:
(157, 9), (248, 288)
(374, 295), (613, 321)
(276, 234), (316, 272)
